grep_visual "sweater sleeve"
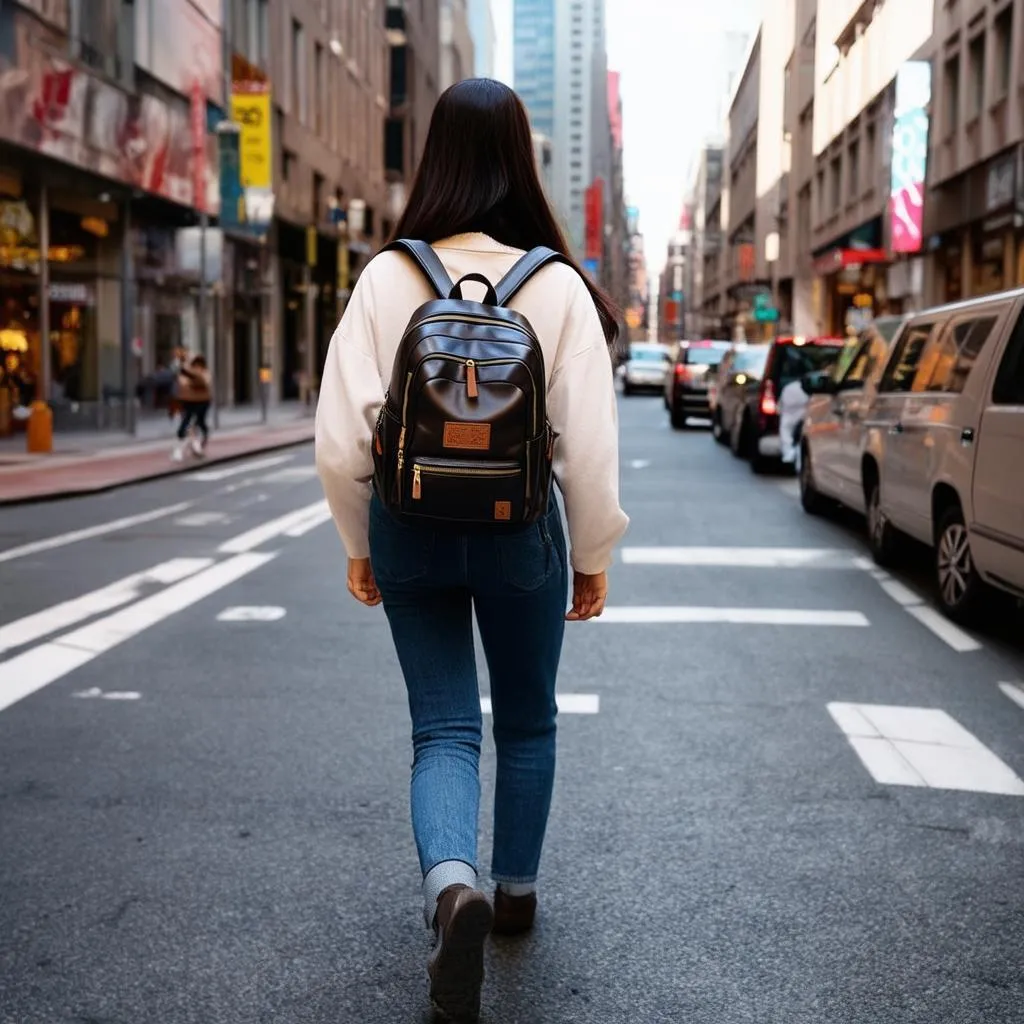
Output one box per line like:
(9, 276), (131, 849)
(314, 270), (382, 560)
(547, 277), (630, 574)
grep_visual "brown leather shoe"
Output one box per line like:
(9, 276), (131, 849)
(492, 887), (537, 936)
(427, 884), (494, 1022)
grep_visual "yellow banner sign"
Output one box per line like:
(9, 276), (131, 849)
(231, 88), (272, 189)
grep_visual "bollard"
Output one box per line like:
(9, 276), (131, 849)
(26, 400), (53, 453)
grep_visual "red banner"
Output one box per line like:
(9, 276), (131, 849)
(585, 179), (604, 262)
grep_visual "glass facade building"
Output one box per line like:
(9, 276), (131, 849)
(514, 0), (556, 139)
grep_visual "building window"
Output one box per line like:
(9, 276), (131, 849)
(830, 157), (841, 212)
(945, 54), (960, 134)
(816, 168), (826, 222)
(995, 7), (1013, 99)
(283, 148), (296, 183)
(75, 0), (130, 81)
(848, 140), (860, 199)
(968, 34), (984, 119)
(865, 122), (876, 183)
(291, 18), (307, 123)
(314, 42), (325, 135)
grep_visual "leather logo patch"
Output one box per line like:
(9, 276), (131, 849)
(494, 501), (512, 521)
(443, 422), (491, 451)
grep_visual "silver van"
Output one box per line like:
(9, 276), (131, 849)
(855, 293), (1024, 621)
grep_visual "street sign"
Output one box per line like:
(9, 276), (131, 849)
(754, 306), (780, 323)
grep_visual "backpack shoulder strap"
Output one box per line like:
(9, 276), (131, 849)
(380, 239), (455, 299)
(494, 247), (573, 306)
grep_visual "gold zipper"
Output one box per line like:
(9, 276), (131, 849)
(411, 462), (520, 500)
(408, 314), (534, 338)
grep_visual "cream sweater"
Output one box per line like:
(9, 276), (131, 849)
(314, 232), (629, 574)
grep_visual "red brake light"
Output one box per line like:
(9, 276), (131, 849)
(760, 379), (778, 417)
(675, 363), (690, 381)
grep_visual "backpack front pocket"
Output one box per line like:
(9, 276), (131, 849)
(403, 458), (524, 523)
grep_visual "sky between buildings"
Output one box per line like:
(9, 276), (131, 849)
(491, 0), (765, 275)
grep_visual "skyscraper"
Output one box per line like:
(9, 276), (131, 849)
(516, 1), (609, 253)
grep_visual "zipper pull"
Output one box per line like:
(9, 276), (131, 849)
(466, 360), (478, 399)
(412, 465), (422, 500)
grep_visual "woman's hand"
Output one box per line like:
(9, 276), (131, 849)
(566, 570), (607, 621)
(347, 558), (382, 607)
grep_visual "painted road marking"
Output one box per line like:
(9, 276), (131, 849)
(0, 502), (193, 565)
(828, 702), (1024, 796)
(284, 506), (333, 538)
(0, 553), (275, 715)
(73, 688), (141, 701)
(189, 454), (293, 482)
(218, 500), (329, 554)
(620, 546), (862, 569)
(905, 605), (982, 653)
(998, 682), (1024, 713)
(0, 558), (213, 655)
(217, 606), (286, 622)
(175, 511), (231, 527)
(597, 607), (870, 627)
(479, 694), (599, 715)
(259, 466), (318, 483)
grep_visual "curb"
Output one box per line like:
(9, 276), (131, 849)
(0, 427), (315, 507)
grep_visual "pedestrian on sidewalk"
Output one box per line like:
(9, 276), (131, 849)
(316, 78), (628, 1022)
(171, 354), (212, 462)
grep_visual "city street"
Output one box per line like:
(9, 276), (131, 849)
(2, 393), (1023, 1023)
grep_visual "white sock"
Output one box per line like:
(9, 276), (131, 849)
(423, 860), (477, 930)
(497, 881), (536, 898)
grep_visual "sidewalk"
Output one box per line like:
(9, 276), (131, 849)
(0, 403), (316, 504)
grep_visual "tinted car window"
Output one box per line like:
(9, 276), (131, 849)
(775, 344), (844, 387)
(947, 316), (998, 393)
(683, 344), (729, 367)
(732, 348), (769, 376)
(630, 347), (668, 363)
(880, 321), (937, 393)
(993, 311), (1024, 405)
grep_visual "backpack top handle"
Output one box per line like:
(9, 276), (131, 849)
(449, 273), (499, 305)
(382, 239), (455, 299)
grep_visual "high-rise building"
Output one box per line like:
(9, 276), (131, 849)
(467, 0), (496, 79)
(515, 0), (605, 253)
(440, 0), (475, 91)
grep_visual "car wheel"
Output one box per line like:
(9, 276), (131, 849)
(623, 381), (633, 396)
(936, 504), (988, 624)
(866, 478), (899, 567)
(670, 407), (688, 430)
(712, 410), (727, 444)
(750, 442), (771, 475)
(799, 445), (828, 516)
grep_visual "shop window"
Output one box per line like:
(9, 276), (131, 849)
(880, 321), (938, 393)
(992, 312), (1024, 405)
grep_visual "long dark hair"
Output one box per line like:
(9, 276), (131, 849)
(390, 78), (619, 344)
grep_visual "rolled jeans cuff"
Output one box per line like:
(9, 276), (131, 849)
(423, 860), (478, 929)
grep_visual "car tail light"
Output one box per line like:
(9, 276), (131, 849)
(760, 380), (778, 417)
(675, 364), (692, 382)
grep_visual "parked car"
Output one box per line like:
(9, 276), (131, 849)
(664, 340), (732, 429)
(799, 316), (906, 516)
(729, 335), (846, 473)
(622, 342), (671, 395)
(712, 344), (770, 446)
(859, 294), (1023, 620)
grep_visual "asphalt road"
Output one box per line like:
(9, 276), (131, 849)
(1, 395), (1023, 1023)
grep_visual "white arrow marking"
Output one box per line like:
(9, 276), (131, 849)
(217, 606), (287, 622)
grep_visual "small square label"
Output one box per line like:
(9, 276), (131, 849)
(494, 501), (512, 521)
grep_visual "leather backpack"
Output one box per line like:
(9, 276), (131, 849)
(372, 239), (572, 527)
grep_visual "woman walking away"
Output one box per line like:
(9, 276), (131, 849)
(315, 78), (628, 1022)
(171, 354), (211, 462)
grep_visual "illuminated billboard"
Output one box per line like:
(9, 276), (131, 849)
(889, 61), (932, 255)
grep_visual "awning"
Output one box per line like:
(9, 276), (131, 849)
(812, 248), (889, 276)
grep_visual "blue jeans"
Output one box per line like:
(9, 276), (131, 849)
(369, 493), (568, 896)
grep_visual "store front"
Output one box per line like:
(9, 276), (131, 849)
(813, 220), (893, 336)
(0, 171), (126, 434)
